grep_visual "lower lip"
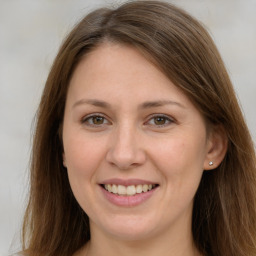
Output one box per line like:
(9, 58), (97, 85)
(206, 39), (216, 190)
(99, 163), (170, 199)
(100, 186), (157, 207)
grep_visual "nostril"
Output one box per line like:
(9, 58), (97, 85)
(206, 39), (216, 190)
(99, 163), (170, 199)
(105, 134), (147, 169)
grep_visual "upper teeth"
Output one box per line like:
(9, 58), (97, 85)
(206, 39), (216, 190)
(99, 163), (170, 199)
(104, 184), (156, 196)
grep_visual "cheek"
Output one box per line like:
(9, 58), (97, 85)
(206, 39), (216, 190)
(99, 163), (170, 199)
(64, 136), (106, 211)
(64, 135), (105, 184)
(149, 134), (207, 184)
(152, 137), (205, 165)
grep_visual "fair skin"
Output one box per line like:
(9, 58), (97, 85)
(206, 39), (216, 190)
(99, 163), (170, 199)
(62, 42), (226, 256)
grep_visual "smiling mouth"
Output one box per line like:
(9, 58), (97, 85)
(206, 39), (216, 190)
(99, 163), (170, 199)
(101, 184), (159, 196)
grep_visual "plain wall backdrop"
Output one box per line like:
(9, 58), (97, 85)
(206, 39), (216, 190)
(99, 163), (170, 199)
(0, 0), (255, 255)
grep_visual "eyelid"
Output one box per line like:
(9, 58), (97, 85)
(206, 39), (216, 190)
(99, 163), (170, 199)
(144, 114), (175, 127)
(81, 113), (111, 126)
(80, 113), (175, 128)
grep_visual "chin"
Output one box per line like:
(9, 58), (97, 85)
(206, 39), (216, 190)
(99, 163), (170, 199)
(95, 215), (160, 241)
(107, 227), (156, 241)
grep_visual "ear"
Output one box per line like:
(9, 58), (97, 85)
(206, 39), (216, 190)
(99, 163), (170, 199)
(204, 125), (228, 170)
(63, 153), (67, 168)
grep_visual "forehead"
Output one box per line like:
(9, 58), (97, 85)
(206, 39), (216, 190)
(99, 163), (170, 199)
(70, 43), (164, 87)
(67, 42), (191, 106)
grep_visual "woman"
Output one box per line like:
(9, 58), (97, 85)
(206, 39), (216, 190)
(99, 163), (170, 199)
(21, 1), (256, 256)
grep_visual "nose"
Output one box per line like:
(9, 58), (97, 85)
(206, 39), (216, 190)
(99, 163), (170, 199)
(106, 125), (146, 170)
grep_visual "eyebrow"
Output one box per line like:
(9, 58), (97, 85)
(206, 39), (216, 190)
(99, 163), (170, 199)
(72, 99), (111, 109)
(72, 99), (185, 109)
(139, 100), (185, 109)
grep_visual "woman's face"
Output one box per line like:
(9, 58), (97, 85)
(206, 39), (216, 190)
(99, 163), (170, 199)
(63, 43), (212, 241)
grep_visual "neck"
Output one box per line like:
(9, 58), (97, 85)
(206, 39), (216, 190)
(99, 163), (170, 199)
(87, 236), (200, 256)
(77, 221), (201, 256)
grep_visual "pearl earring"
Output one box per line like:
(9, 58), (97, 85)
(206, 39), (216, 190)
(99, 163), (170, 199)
(209, 161), (213, 166)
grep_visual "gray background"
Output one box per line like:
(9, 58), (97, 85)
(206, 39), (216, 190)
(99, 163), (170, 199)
(1, 0), (255, 255)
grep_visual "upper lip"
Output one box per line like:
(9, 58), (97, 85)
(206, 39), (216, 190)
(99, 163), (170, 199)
(100, 178), (158, 186)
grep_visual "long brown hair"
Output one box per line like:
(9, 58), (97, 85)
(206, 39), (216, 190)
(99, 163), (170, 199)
(22, 1), (256, 255)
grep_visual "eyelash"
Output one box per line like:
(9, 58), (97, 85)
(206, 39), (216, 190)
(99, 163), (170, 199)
(145, 114), (174, 128)
(81, 113), (111, 127)
(81, 113), (174, 128)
